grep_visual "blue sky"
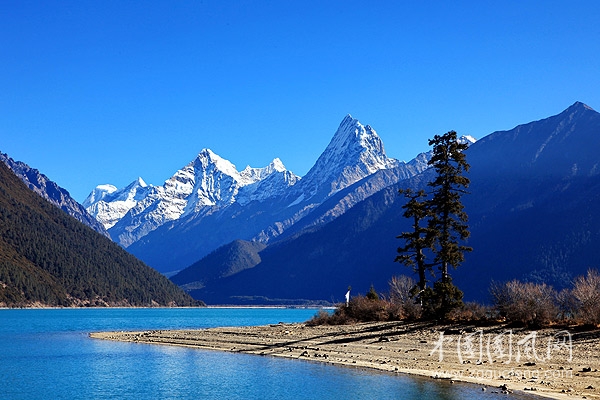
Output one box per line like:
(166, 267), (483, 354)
(1, 1), (599, 202)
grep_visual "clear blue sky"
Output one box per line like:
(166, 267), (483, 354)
(1, 1), (599, 202)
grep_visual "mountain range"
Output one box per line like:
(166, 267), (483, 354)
(17, 100), (593, 306)
(85, 115), (432, 274)
(166, 102), (600, 305)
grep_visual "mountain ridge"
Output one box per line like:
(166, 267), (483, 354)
(172, 102), (600, 304)
(87, 148), (301, 247)
(0, 152), (110, 237)
(87, 115), (430, 273)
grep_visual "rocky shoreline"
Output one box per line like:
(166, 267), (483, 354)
(90, 321), (600, 399)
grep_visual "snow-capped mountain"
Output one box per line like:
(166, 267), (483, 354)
(459, 135), (477, 145)
(178, 150), (300, 213)
(174, 102), (597, 305)
(118, 115), (431, 273)
(287, 114), (399, 205)
(83, 177), (151, 229)
(237, 159), (301, 206)
(251, 114), (429, 241)
(84, 114), (432, 273)
(85, 149), (300, 246)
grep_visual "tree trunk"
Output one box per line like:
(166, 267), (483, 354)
(417, 248), (426, 291)
(441, 261), (448, 283)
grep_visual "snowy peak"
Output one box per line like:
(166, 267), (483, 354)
(237, 162), (301, 206)
(121, 177), (148, 197)
(297, 115), (398, 200)
(83, 177), (148, 207)
(181, 152), (301, 213)
(327, 114), (386, 158)
(174, 149), (241, 210)
(86, 148), (300, 245)
(105, 177), (149, 203)
(270, 158), (286, 172)
(84, 177), (153, 229)
(240, 158), (287, 185)
(82, 184), (117, 208)
(133, 177), (147, 187)
(193, 149), (239, 179)
(458, 135), (477, 146)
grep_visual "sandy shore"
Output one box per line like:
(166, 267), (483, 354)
(90, 321), (600, 399)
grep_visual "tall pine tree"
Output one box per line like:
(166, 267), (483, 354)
(395, 188), (433, 294)
(396, 131), (471, 319)
(427, 130), (471, 283)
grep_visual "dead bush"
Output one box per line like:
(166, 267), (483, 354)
(490, 280), (558, 327)
(447, 301), (495, 323)
(556, 288), (578, 322)
(388, 275), (422, 320)
(571, 269), (600, 326)
(306, 309), (334, 326)
(342, 295), (396, 322)
(307, 293), (402, 325)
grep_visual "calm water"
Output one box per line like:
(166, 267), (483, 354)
(0, 308), (540, 400)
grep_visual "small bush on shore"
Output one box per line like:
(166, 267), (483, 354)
(342, 295), (399, 322)
(388, 275), (422, 320)
(306, 309), (337, 326)
(307, 290), (402, 325)
(567, 269), (600, 326)
(447, 301), (495, 323)
(420, 280), (464, 321)
(490, 280), (558, 327)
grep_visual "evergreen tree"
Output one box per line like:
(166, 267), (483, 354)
(395, 188), (433, 294)
(427, 131), (472, 283)
(396, 131), (471, 319)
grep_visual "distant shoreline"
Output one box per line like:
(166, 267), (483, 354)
(0, 305), (330, 310)
(90, 321), (600, 400)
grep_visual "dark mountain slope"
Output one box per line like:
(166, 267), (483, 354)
(169, 158), (430, 289)
(181, 102), (600, 304)
(184, 171), (433, 304)
(0, 152), (109, 237)
(170, 240), (266, 290)
(0, 161), (199, 307)
(454, 101), (600, 298)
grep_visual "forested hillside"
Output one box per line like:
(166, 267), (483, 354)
(0, 161), (200, 307)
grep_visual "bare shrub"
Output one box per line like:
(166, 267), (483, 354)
(307, 294), (403, 325)
(447, 301), (495, 323)
(388, 275), (422, 320)
(306, 309), (334, 326)
(556, 288), (578, 323)
(343, 295), (394, 322)
(490, 280), (558, 327)
(571, 269), (600, 326)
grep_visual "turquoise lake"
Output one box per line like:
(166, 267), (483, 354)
(0, 308), (542, 399)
